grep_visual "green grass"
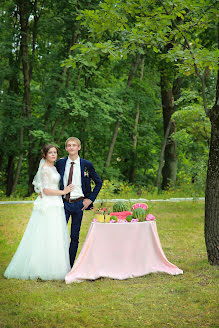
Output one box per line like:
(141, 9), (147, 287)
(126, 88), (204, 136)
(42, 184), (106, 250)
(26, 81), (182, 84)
(0, 201), (218, 328)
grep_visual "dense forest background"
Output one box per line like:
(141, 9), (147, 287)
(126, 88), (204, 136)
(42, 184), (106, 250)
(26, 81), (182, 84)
(0, 0), (218, 198)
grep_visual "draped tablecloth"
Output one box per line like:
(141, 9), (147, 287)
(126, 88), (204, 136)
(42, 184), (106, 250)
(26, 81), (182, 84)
(65, 221), (183, 284)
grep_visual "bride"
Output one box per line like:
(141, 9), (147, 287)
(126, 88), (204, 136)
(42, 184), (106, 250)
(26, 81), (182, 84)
(4, 144), (73, 280)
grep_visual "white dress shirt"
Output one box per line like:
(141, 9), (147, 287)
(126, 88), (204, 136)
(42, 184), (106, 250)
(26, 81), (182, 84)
(63, 156), (84, 199)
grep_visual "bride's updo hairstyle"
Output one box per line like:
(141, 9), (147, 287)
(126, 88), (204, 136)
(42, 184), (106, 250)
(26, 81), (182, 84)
(42, 144), (59, 159)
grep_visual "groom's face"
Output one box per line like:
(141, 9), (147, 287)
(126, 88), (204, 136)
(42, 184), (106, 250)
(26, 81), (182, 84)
(65, 140), (81, 156)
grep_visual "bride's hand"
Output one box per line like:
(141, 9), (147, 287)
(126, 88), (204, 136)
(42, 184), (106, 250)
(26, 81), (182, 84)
(64, 184), (74, 194)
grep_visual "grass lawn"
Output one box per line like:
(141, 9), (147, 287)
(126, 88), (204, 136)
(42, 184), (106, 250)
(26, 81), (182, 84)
(0, 201), (218, 328)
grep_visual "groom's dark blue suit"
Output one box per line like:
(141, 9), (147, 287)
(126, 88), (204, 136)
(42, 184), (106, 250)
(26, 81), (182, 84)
(56, 157), (102, 266)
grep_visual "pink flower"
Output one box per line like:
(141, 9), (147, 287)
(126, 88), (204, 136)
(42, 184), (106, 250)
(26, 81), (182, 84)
(132, 203), (148, 210)
(93, 218), (97, 222)
(110, 219), (116, 223)
(131, 218), (139, 222)
(94, 207), (109, 215)
(146, 214), (155, 221)
(117, 219), (128, 223)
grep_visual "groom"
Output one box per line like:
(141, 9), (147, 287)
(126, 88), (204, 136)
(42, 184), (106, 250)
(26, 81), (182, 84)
(56, 137), (102, 267)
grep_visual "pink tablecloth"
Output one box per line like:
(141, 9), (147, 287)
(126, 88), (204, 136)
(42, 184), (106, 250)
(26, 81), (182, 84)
(65, 221), (183, 284)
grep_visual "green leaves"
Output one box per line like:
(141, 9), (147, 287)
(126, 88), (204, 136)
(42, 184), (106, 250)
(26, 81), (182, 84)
(30, 130), (53, 143)
(165, 46), (219, 76)
(0, 0), (217, 196)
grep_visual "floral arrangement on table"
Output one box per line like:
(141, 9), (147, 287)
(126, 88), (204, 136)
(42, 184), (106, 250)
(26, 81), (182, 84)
(93, 202), (155, 223)
(93, 207), (111, 222)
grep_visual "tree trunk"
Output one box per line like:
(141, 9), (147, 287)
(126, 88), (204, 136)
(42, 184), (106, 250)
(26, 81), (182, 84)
(27, 153), (38, 195)
(161, 121), (177, 189)
(81, 135), (87, 159)
(0, 151), (3, 172)
(105, 118), (121, 170)
(160, 66), (177, 189)
(104, 54), (141, 173)
(205, 101), (219, 265)
(5, 37), (21, 196)
(205, 27), (219, 264)
(18, 0), (43, 195)
(18, 0), (31, 117)
(6, 156), (15, 196)
(129, 57), (145, 182)
(57, 120), (68, 145)
(11, 127), (24, 194)
(45, 33), (79, 127)
(18, 0), (33, 195)
(129, 102), (140, 183)
(11, 155), (23, 195)
(156, 119), (172, 189)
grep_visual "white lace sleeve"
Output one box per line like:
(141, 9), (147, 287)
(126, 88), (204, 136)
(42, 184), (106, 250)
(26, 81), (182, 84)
(32, 158), (46, 193)
(41, 167), (51, 190)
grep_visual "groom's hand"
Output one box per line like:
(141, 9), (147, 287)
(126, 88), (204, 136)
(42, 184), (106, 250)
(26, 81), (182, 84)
(82, 198), (92, 210)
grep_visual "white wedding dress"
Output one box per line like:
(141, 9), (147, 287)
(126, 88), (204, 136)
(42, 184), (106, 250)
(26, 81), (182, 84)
(4, 165), (71, 280)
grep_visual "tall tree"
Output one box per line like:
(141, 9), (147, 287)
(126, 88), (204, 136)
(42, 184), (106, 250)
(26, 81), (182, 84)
(160, 60), (177, 189)
(0, 0), (22, 195)
(157, 0), (218, 263)
(205, 24), (219, 265)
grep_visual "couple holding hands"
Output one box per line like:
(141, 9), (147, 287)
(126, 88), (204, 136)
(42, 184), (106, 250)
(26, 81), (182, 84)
(4, 137), (102, 281)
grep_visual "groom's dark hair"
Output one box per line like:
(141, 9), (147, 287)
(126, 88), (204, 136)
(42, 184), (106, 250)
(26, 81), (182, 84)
(42, 144), (59, 159)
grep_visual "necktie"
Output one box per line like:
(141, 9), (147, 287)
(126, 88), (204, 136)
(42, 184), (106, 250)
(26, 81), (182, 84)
(65, 162), (74, 201)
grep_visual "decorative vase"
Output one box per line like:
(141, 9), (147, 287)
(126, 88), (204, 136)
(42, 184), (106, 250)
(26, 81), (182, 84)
(104, 215), (111, 223)
(96, 214), (105, 222)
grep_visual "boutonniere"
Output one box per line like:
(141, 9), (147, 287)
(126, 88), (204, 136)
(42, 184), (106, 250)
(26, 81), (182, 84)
(84, 167), (89, 177)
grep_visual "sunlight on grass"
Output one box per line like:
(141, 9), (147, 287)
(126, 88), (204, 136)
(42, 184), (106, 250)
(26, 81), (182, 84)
(0, 201), (218, 328)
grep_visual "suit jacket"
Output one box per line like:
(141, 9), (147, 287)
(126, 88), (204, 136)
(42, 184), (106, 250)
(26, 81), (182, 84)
(56, 157), (102, 210)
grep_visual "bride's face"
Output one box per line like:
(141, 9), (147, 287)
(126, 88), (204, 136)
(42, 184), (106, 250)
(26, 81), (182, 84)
(46, 147), (57, 163)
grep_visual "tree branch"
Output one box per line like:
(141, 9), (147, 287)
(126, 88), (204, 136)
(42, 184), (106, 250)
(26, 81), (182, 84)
(157, 0), (210, 116)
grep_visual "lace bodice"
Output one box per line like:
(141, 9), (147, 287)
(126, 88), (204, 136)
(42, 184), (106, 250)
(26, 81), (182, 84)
(33, 165), (63, 210)
(40, 166), (60, 190)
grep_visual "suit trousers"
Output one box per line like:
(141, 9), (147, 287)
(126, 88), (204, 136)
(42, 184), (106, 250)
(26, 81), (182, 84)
(64, 199), (84, 267)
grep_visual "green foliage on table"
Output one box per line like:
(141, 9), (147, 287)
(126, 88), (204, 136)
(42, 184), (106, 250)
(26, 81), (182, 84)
(110, 215), (118, 222)
(126, 215), (133, 222)
(113, 202), (130, 212)
(132, 208), (147, 221)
